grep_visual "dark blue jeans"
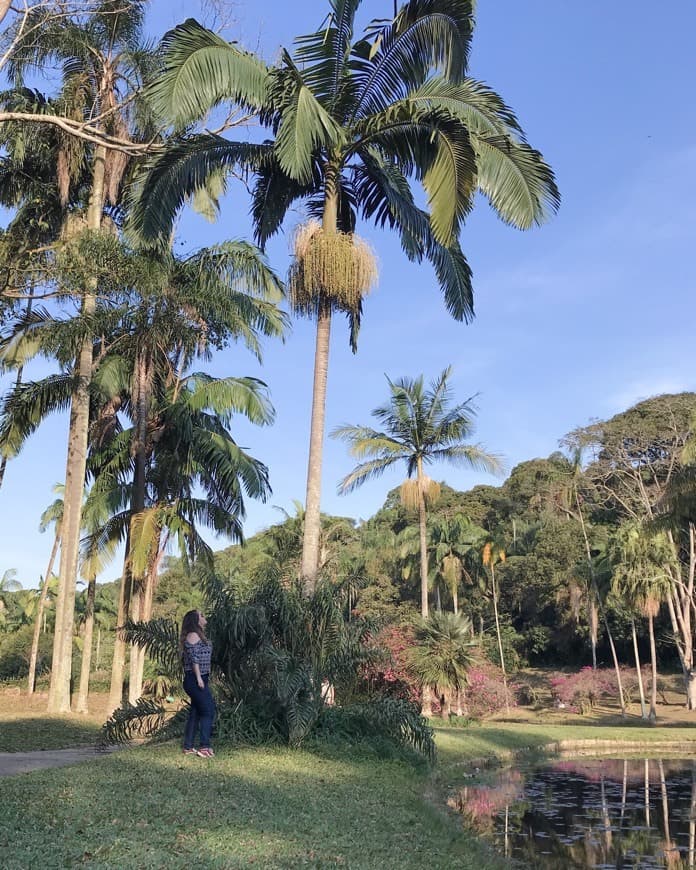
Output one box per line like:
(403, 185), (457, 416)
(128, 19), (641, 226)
(183, 672), (216, 750)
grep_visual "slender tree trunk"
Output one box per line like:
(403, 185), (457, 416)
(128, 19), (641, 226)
(128, 582), (142, 703)
(632, 618), (648, 719)
(589, 598), (598, 670)
(491, 562), (510, 714)
(417, 459), (429, 619)
(665, 527), (695, 708)
(300, 178), (339, 595)
(453, 587), (458, 616)
(107, 530), (132, 715)
(127, 349), (151, 703)
(27, 533), (60, 694)
(96, 626), (101, 670)
(415, 459), (433, 716)
(603, 608), (626, 716)
(648, 613), (658, 723)
(644, 759), (651, 827)
(439, 689), (451, 720)
(47, 145), (106, 713)
(75, 578), (96, 713)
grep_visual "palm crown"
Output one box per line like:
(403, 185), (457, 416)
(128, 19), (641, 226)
(134, 0), (558, 320)
(333, 366), (501, 490)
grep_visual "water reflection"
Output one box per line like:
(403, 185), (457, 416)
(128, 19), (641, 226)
(451, 757), (696, 868)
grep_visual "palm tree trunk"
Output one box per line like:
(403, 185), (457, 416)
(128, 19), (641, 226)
(632, 618), (648, 719)
(47, 144), (106, 714)
(128, 582), (142, 703)
(604, 612), (626, 716)
(96, 626), (101, 670)
(589, 598), (598, 670)
(107, 530), (132, 715)
(453, 586), (458, 616)
(75, 577), (96, 714)
(27, 533), (60, 694)
(132, 551), (159, 701)
(300, 179), (338, 595)
(644, 759), (651, 827)
(416, 459), (429, 619)
(648, 613), (658, 723)
(127, 350), (150, 703)
(491, 562), (510, 713)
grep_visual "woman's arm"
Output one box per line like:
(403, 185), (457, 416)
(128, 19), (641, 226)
(193, 662), (204, 690)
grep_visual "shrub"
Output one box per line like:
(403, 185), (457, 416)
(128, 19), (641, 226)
(360, 624), (420, 703)
(550, 667), (617, 713)
(465, 662), (516, 719)
(102, 576), (434, 763)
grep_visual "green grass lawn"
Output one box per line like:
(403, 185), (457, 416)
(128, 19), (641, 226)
(0, 692), (106, 751)
(0, 741), (506, 870)
(3, 698), (696, 869)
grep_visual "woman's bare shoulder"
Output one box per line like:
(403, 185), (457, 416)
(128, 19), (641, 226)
(185, 632), (201, 644)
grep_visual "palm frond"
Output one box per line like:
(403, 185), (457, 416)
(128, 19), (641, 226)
(269, 55), (345, 183)
(149, 18), (269, 128)
(128, 137), (271, 242)
(351, 0), (474, 119)
(472, 133), (560, 229)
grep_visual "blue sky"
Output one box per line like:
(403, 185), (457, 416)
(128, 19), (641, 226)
(2, 0), (695, 586)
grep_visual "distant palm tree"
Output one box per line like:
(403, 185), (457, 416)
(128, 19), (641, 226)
(333, 366), (501, 619)
(430, 514), (484, 615)
(27, 485), (64, 694)
(0, 568), (21, 625)
(610, 524), (674, 722)
(409, 611), (476, 718)
(481, 538), (510, 712)
(133, 2), (559, 592)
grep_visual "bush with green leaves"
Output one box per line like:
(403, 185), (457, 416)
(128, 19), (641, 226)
(102, 573), (435, 762)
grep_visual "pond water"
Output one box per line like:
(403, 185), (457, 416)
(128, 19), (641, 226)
(450, 757), (696, 868)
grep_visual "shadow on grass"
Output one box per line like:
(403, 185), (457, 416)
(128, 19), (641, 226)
(0, 717), (102, 752)
(0, 743), (504, 870)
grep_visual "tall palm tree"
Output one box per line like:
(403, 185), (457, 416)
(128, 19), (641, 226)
(86, 370), (274, 711)
(610, 523), (674, 722)
(8, 0), (157, 712)
(132, 2), (559, 591)
(430, 513), (484, 614)
(481, 537), (510, 712)
(333, 367), (501, 618)
(26, 485), (64, 694)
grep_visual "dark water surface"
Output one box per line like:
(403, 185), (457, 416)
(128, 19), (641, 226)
(451, 757), (696, 868)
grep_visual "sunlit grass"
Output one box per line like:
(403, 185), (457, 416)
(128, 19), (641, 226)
(1, 742), (505, 869)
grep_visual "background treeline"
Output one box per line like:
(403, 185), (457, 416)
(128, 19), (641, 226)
(4, 390), (693, 714)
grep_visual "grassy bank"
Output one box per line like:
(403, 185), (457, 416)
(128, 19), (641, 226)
(3, 693), (696, 869)
(435, 722), (696, 769)
(1, 741), (506, 870)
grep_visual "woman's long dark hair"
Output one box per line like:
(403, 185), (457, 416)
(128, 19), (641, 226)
(179, 609), (208, 648)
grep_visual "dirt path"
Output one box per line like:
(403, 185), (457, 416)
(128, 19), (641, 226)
(0, 747), (116, 777)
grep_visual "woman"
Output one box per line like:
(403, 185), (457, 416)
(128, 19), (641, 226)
(181, 609), (216, 758)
